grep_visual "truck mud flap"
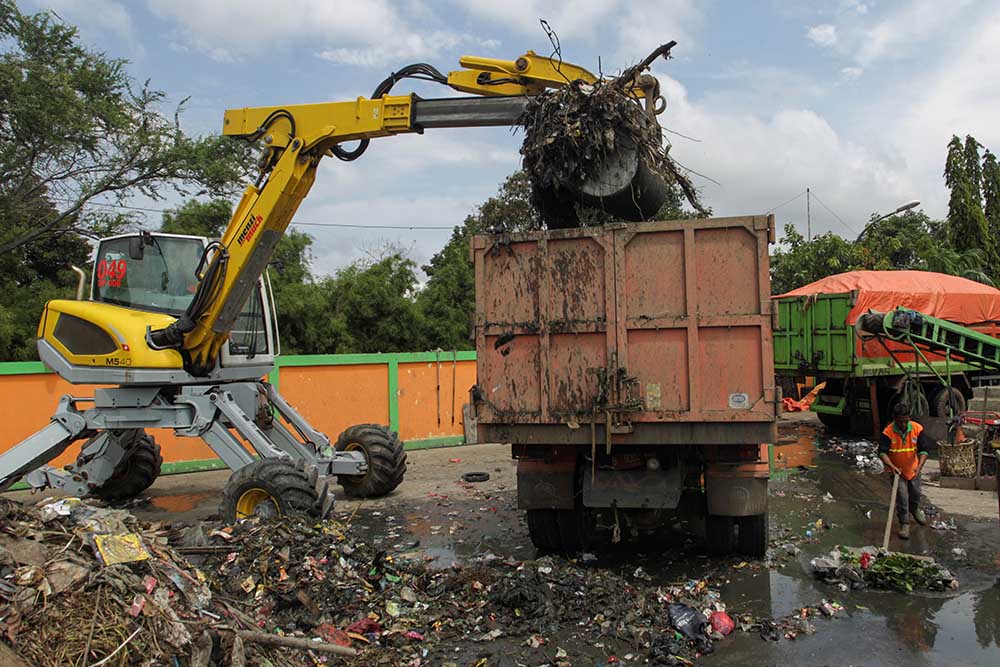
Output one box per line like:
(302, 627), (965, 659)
(705, 471), (768, 517)
(517, 459), (575, 510)
(582, 465), (682, 509)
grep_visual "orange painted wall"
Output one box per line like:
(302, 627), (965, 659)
(0, 355), (476, 469)
(0, 373), (210, 467)
(277, 364), (390, 444)
(396, 359), (476, 441)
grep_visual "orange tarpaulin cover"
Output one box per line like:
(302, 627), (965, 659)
(775, 270), (1000, 325)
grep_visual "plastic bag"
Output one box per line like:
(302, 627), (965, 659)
(709, 611), (734, 636)
(668, 603), (707, 640)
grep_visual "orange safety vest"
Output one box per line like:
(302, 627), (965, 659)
(882, 421), (924, 481)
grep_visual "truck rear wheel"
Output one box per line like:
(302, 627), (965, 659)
(221, 459), (328, 523)
(92, 429), (162, 501)
(705, 514), (737, 555)
(334, 424), (407, 498)
(526, 509), (585, 553)
(737, 513), (769, 557)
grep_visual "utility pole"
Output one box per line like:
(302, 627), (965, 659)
(806, 187), (812, 241)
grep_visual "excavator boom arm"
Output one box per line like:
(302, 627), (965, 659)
(149, 48), (671, 373)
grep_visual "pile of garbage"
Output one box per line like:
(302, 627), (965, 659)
(518, 46), (705, 229)
(810, 546), (959, 593)
(824, 439), (885, 473)
(2, 493), (849, 665)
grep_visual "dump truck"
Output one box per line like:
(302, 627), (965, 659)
(773, 271), (1000, 435)
(471, 216), (778, 556)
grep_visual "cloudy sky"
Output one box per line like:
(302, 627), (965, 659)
(26, 0), (1000, 276)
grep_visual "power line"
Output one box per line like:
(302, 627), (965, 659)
(765, 190), (807, 214)
(809, 190), (858, 236)
(55, 198), (456, 231)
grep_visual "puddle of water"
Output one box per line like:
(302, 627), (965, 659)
(147, 491), (215, 513)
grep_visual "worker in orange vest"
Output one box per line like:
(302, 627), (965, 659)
(878, 402), (932, 539)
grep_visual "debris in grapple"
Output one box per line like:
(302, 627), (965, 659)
(519, 43), (706, 228)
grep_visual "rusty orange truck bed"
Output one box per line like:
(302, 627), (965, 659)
(471, 216), (778, 555)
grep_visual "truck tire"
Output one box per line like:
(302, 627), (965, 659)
(526, 509), (585, 553)
(816, 410), (850, 432)
(705, 514), (737, 555)
(931, 386), (966, 417)
(526, 509), (561, 551)
(92, 430), (162, 501)
(737, 513), (769, 558)
(220, 459), (325, 523)
(334, 424), (407, 498)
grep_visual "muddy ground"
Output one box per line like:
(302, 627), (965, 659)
(6, 414), (1000, 666)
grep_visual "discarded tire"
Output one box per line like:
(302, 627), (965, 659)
(91, 429), (162, 501)
(334, 424), (407, 498)
(461, 472), (490, 483)
(931, 386), (966, 417)
(220, 459), (326, 523)
(705, 514), (737, 555)
(737, 513), (769, 558)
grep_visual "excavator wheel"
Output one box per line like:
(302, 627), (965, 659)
(92, 429), (163, 502)
(221, 459), (329, 523)
(334, 424), (407, 498)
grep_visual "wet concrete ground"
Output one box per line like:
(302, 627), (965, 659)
(5, 416), (999, 665)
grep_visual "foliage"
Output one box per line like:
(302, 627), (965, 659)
(0, 1), (252, 255)
(770, 225), (862, 295)
(983, 150), (1000, 253)
(943, 135), (993, 262)
(160, 199), (231, 238)
(0, 231), (90, 360)
(327, 254), (425, 354)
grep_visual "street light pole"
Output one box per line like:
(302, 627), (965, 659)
(855, 200), (921, 242)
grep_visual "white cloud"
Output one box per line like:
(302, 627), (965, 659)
(653, 73), (916, 237)
(857, 0), (974, 65)
(454, 1), (703, 68)
(146, 0), (480, 65)
(31, 0), (136, 43)
(806, 24), (838, 47)
(840, 66), (863, 81)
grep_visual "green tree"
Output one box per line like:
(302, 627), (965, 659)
(0, 1), (252, 255)
(770, 225), (862, 295)
(983, 149), (1000, 271)
(328, 253), (426, 353)
(944, 135), (992, 258)
(160, 199), (232, 237)
(0, 229), (90, 359)
(856, 210), (934, 270)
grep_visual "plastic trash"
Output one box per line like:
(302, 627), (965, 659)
(709, 611), (734, 636)
(668, 603), (708, 640)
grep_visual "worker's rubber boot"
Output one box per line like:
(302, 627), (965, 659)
(913, 509), (927, 525)
(898, 523), (911, 539)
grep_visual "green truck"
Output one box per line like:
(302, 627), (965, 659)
(774, 291), (1000, 434)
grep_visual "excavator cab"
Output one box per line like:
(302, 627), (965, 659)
(90, 233), (279, 369)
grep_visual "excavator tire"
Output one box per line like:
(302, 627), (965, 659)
(220, 459), (327, 523)
(92, 430), (162, 502)
(334, 424), (407, 498)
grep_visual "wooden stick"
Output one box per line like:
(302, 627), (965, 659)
(236, 631), (357, 657)
(883, 472), (900, 551)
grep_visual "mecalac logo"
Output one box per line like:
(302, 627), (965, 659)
(237, 214), (264, 245)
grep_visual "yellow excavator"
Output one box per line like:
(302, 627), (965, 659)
(0, 45), (674, 521)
